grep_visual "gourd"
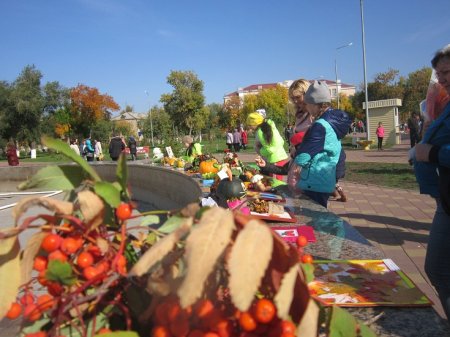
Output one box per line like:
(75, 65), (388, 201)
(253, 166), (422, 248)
(199, 160), (219, 174)
(217, 178), (245, 200)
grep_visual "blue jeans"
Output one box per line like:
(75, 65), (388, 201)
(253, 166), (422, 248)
(425, 198), (450, 320)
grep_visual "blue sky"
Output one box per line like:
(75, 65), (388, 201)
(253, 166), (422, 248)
(1, 1), (449, 115)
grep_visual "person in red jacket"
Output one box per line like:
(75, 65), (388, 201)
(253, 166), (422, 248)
(6, 142), (19, 166)
(241, 128), (248, 150)
(376, 122), (385, 150)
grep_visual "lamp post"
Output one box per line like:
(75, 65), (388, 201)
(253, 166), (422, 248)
(360, 0), (370, 139)
(334, 42), (353, 110)
(144, 90), (154, 147)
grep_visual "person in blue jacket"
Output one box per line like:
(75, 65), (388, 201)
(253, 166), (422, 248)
(413, 44), (450, 320)
(294, 81), (352, 208)
(84, 137), (95, 162)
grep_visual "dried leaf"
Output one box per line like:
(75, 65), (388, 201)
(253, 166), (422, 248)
(296, 298), (319, 337)
(21, 231), (48, 285)
(129, 217), (193, 277)
(178, 208), (235, 307)
(229, 220), (273, 311)
(12, 196), (73, 225)
(78, 190), (104, 230)
(96, 237), (109, 255)
(0, 236), (21, 319)
(274, 264), (299, 319)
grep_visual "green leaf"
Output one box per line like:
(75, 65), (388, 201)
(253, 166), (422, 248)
(42, 136), (101, 182)
(94, 331), (139, 337)
(18, 165), (86, 191)
(94, 181), (121, 208)
(145, 232), (157, 245)
(116, 153), (128, 197)
(301, 263), (315, 283)
(140, 215), (160, 227)
(46, 260), (77, 286)
(157, 215), (185, 234)
(328, 306), (375, 337)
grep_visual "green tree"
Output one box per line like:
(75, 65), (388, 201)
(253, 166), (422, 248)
(0, 81), (14, 142)
(43, 81), (70, 114)
(225, 96), (245, 128)
(401, 67), (432, 121)
(255, 85), (289, 127)
(186, 106), (210, 141)
(160, 70), (206, 134)
(143, 106), (172, 144)
(5, 65), (44, 143)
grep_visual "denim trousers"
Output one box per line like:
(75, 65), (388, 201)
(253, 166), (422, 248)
(425, 198), (450, 320)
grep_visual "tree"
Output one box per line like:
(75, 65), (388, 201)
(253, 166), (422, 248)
(143, 106), (172, 144)
(43, 81), (70, 115)
(224, 96), (244, 129)
(401, 67), (432, 121)
(70, 84), (120, 137)
(186, 106), (210, 141)
(5, 65), (44, 143)
(160, 70), (206, 134)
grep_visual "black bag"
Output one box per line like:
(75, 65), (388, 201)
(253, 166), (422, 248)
(439, 165), (450, 215)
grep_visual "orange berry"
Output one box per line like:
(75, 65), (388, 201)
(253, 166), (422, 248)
(239, 312), (257, 332)
(24, 332), (47, 337)
(280, 320), (296, 334)
(61, 237), (79, 255)
(36, 294), (55, 311)
(170, 312), (190, 337)
(5, 302), (22, 319)
(83, 266), (100, 280)
(33, 256), (48, 272)
(23, 303), (42, 321)
(76, 252), (94, 269)
(152, 325), (171, 337)
(20, 293), (35, 306)
(48, 250), (68, 263)
(38, 270), (49, 286)
(97, 328), (112, 334)
(166, 301), (182, 322)
(296, 235), (308, 247)
(301, 254), (313, 264)
(203, 333), (220, 337)
(41, 233), (62, 253)
(253, 298), (276, 324)
(116, 203), (132, 221)
(281, 333), (296, 337)
(195, 299), (214, 319)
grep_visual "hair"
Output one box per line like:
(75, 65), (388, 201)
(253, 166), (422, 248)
(186, 143), (195, 157)
(431, 44), (450, 68)
(288, 79), (311, 101)
(258, 120), (273, 144)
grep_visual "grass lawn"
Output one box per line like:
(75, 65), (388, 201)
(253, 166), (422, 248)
(343, 162), (418, 190)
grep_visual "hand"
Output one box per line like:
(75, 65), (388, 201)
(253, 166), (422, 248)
(414, 143), (433, 162)
(255, 156), (266, 167)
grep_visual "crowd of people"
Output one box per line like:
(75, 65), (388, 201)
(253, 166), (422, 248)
(225, 128), (248, 152)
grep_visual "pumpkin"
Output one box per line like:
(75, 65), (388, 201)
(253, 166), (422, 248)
(217, 178), (245, 200)
(199, 160), (219, 174)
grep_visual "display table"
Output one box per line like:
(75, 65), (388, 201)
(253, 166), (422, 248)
(194, 175), (450, 337)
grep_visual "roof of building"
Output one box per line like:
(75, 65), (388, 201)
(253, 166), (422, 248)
(111, 111), (146, 121)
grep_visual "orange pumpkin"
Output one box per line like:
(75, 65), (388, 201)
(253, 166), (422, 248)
(199, 160), (219, 174)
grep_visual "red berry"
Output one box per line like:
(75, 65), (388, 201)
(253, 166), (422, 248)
(301, 254), (313, 264)
(33, 256), (48, 272)
(20, 293), (35, 306)
(115, 203), (132, 221)
(5, 302), (22, 319)
(253, 298), (276, 324)
(61, 237), (79, 255)
(24, 303), (42, 321)
(76, 252), (94, 269)
(41, 233), (62, 253)
(48, 250), (68, 263)
(296, 235), (308, 247)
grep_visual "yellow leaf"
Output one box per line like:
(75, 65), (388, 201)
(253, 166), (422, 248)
(296, 299), (319, 337)
(274, 264), (299, 319)
(78, 190), (104, 230)
(178, 208), (235, 308)
(229, 220), (273, 311)
(12, 196), (73, 225)
(0, 236), (21, 319)
(129, 218), (193, 277)
(20, 231), (48, 285)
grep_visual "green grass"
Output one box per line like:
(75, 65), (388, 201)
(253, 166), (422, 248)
(343, 162), (418, 190)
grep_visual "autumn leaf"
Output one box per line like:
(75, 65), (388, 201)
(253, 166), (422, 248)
(178, 208), (235, 308)
(78, 190), (104, 230)
(0, 236), (21, 319)
(129, 217), (193, 277)
(20, 231), (48, 285)
(274, 264), (299, 319)
(12, 196), (74, 225)
(228, 219), (273, 311)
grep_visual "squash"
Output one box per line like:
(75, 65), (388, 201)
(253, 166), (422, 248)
(199, 160), (219, 174)
(217, 178), (245, 200)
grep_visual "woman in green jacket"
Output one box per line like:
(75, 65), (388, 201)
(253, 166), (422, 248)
(246, 109), (288, 180)
(182, 136), (202, 163)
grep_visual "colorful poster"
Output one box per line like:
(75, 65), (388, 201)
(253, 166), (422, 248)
(309, 260), (432, 307)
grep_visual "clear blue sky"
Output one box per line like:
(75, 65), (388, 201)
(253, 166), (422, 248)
(1, 1), (448, 115)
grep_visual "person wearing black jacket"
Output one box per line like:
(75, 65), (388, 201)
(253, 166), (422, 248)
(109, 134), (125, 161)
(128, 136), (138, 161)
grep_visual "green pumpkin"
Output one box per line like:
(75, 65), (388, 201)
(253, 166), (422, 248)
(217, 178), (245, 200)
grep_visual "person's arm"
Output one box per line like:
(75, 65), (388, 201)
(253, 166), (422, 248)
(260, 161), (290, 175)
(417, 143), (450, 168)
(294, 123), (326, 166)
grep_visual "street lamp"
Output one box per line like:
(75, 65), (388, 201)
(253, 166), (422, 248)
(144, 90), (154, 147)
(360, 0), (370, 139)
(334, 42), (353, 110)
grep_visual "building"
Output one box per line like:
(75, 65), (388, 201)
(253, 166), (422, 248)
(223, 79), (356, 104)
(111, 111), (146, 136)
